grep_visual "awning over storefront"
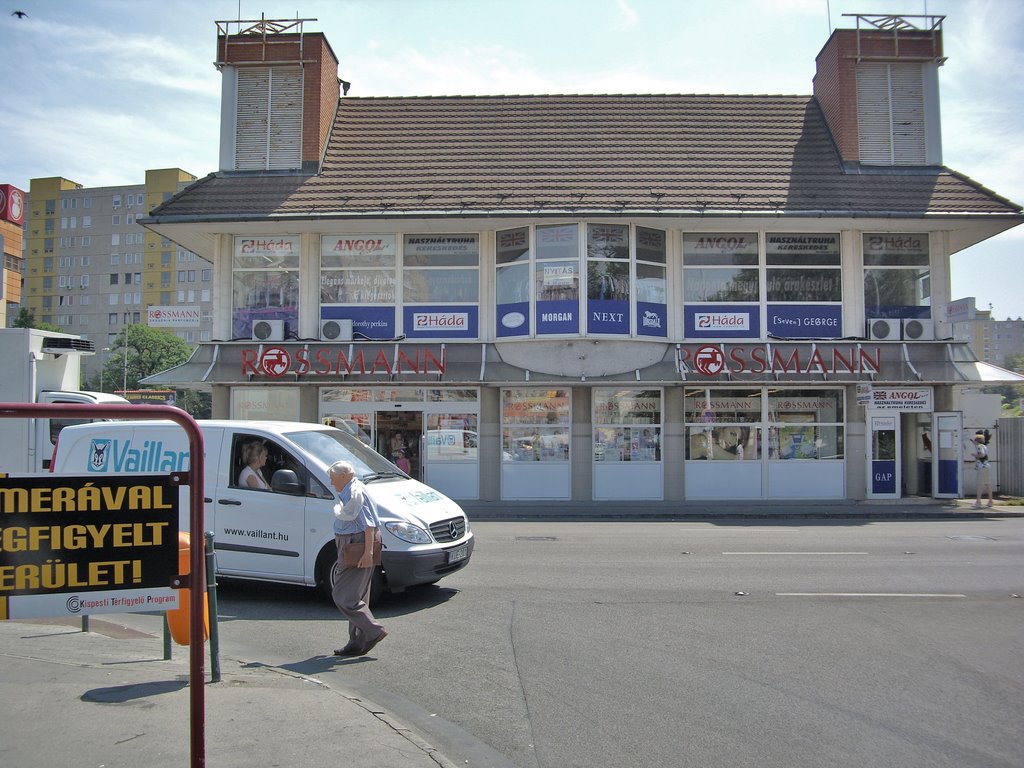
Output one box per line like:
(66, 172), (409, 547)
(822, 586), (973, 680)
(142, 340), (1024, 388)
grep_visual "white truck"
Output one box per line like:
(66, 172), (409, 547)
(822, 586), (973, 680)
(0, 328), (129, 474)
(50, 419), (475, 600)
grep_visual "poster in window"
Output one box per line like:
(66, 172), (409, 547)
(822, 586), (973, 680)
(403, 305), (478, 339)
(537, 301), (578, 335)
(637, 301), (667, 337)
(767, 305), (842, 338)
(497, 301), (530, 338)
(322, 306), (395, 340)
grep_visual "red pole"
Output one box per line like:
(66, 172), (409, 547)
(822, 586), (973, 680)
(0, 402), (207, 768)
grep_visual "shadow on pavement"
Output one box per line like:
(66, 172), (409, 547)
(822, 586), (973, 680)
(82, 679), (188, 703)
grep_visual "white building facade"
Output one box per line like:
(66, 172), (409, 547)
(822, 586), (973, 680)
(142, 16), (1023, 508)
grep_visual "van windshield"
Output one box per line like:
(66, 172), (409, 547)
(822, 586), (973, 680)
(284, 427), (406, 480)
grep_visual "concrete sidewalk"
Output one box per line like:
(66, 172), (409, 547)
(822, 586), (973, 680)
(460, 497), (1024, 521)
(0, 614), (455, 768)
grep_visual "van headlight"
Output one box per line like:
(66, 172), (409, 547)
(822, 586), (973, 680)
(385, 521), (432, 544)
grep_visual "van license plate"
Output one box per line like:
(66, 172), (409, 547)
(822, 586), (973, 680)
(447, 544), (468, 563)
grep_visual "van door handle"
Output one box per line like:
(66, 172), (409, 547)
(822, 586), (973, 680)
(204, 497), (213, 504)
(218, 499), (243, 506)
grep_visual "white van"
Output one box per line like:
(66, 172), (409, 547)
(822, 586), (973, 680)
(50, 420), (474, 599)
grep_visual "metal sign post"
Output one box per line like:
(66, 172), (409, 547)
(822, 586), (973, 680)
(0, 403), (207, 768)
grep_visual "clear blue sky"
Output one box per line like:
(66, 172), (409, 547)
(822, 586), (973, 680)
(1, 0), (1021, 318)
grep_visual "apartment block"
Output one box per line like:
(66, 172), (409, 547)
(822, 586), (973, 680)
(21, 169), (212, 383)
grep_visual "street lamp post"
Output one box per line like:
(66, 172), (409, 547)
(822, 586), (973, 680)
(101, 347), (111, 393)
(122, 327), (132, 395)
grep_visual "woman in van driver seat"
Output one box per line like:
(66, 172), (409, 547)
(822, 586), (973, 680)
(239, 440), (270, 490)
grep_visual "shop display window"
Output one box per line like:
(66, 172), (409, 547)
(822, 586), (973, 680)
(403, 234), (479, 303)
(319, 234), (479, 339)
(683, 387), (845, 461)
(593, 388), (662, 462)
(766, 233), (842, 302)
(231, 386), (300, 421)
(426, 413), (478, 462)
(501, 388), (570, 462)
(766, 389), (845, 460)
(863, 233), (931, 318)
(495, 224), (667, 338)
(232, 235), (299, 339)
(682, 233), (759, 302)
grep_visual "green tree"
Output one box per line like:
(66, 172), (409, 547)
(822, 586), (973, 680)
(175, 389), (212, 419)
(103, 325), (192, 393)
(11, 307), (65, 333)
(983, 353), (1024, 412)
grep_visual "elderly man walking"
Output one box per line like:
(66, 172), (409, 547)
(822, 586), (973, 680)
(328, 460), (388, 656)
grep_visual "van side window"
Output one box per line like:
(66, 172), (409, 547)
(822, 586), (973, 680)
(308, 474), (333, 500)
(232, 434), (307, 493)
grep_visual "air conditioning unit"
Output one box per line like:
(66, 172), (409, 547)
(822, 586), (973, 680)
(320, 318), (353, 341)
(252, 319), (285, 341)
(902, 318), (934, 341)
(866, 318), (899, 341)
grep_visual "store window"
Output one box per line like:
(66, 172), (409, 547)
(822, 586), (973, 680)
(863, 233), (930, 318)
(501, 389), (570, 462)
(495, 224), (667, 338)
(766, 389), (844, 460)
(683, 233), (760, 337)
(586, 224), (630, 334)
(766, 233), (843, 337)
(320, 234), (479, 340)
(536, 224), (580, 335)
(231, 386), (300, 421)
(320, 235), (397, 338)
(402, 235), (479, 340)
(426, 413), (478, 463)
(593, 389), (662, 462)
(636, 227), (668, 337)
(232, 236), (299, 340)
(685, 388), (761, 460)
(496, 227), (531, 337)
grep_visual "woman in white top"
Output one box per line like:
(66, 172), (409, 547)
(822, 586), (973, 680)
(239, 440), (270, 490)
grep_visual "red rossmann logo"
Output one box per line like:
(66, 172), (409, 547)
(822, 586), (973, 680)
(693, 345), (726, 376)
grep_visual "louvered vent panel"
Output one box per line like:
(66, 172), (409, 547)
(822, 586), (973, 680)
(234, 67), (303, 171)
(857, 62), (927, 166)
(235, 69), (270, 170)
(267, 68), (303, 170)
(856, 62), (893, 165)
(889, 63), (926, 165)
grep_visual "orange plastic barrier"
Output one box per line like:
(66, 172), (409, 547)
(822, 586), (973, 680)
(166, 531), (210, 645)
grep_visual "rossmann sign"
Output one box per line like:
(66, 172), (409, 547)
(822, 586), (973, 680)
(242, 345), (447, 378)
(0, 184), (25, 225)
(678, 343), (881, 377)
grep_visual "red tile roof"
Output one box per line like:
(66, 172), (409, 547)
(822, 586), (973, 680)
(148, 94), (1022, 220)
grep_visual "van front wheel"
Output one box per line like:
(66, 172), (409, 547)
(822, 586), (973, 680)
(315, 544), (387, 607)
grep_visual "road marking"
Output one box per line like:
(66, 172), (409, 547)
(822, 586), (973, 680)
(776, 592), (966, 598)
(722, 552), (869, 555)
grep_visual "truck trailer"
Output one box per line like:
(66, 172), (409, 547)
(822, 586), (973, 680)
(0, 328), (129, 474)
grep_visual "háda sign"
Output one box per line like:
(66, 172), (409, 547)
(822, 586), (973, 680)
(0, 475), (180, 620)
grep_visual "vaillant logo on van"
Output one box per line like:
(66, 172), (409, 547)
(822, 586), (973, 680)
(87, 438), (190, 473)
(89, 439), (112, 471)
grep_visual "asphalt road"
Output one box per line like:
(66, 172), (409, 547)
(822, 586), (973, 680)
(213, 518), (1024, 768)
